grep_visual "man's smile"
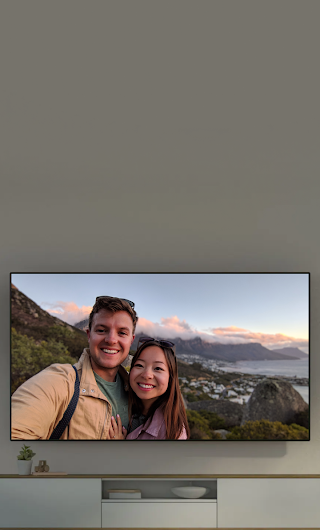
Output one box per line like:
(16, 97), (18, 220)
(101, 348), (119, 355)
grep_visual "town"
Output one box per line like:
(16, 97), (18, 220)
(177, 352), (308, 405)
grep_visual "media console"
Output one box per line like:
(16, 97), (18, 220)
(0, 474), (320, 529)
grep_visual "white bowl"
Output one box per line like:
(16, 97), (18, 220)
(171, 486), (209, 499)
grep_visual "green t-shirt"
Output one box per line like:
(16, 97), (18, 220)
(93, 371), (129, 430)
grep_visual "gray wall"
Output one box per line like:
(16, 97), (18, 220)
(1, 1), (319, 475)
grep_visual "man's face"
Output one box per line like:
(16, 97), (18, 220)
(86, 309), (135, 377)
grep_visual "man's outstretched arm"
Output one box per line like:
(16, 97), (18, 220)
(11, 364), (75, 440)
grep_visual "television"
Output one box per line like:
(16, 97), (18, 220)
(10, 272), (310, 441)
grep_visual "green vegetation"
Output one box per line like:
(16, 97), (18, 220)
(11, 318), (88, 358)
(17, 444), (36, 461)
(45, 325), (87, 357)
(226, 419), (309, 440)
(187, 392), (213, 402)
(11, 328), (77, 394)
(186, 409), (226, 440)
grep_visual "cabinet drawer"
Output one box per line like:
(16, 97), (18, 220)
(102, 501), (216, 528)
(218, 478), (320, 528)
(0, 478), (101, 528)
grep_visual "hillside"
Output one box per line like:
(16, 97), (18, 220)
(11, 285), (89, 393)
(11, 284), (88, 358)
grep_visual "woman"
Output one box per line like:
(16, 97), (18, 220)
(109, 337), (190, 440)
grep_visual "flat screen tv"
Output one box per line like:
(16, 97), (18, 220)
(11, 273), (310, 441)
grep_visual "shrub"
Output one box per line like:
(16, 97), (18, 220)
(186, 410), (212, 439)
(45, 325), (88, 357)
(11, 328), (78, 394)
(199, 410), (226, 430)
(186, 410), (225, 440)
(226, 419), (309, 440)
(11, 319), (87, 359)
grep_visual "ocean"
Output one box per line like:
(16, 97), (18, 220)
(219, 358), (309, 378)
(219, 358), (309, 404)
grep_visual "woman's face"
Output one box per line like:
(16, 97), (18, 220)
(129, 345), (170, 412)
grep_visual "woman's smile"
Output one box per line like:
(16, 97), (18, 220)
(137, 383), (155, 390)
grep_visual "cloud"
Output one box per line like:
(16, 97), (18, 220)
(209, 326), (309, 351)
(137, 317), (309, 352)
(42, 303), (309, 353)
(44, 301), (92, 326)
(214, 326), (249, 333)
(160, 316), (192, 332)
(136, 315), (197, 340)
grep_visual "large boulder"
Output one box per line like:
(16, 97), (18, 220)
(241, 379), (308, 425)
(187, 399), (244, 428)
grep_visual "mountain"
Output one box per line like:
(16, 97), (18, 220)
(73, 318), (299, 362)
(130, 334), (298, 362)
(271, 347), (308, 359)
(11, 284), (82, 333)
(74, 318), (89, 331)
(11, 284), (88, 357)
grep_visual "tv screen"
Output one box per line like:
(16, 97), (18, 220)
(11, 273), (310, 441)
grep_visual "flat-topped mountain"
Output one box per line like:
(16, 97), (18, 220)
(140, 336), (298, 362)
(271, 347), (308, 359)
(74, 315), (298, 362)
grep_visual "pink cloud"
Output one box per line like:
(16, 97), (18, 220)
(136, 316), (196, 340)
(45, 301), (92, 326)
(160, 316), (192, 332)
(42, 302), (309, 353)
(214, 326), (249, 334)
(137, 317), (309, 352)
(209, 326), (308, 351)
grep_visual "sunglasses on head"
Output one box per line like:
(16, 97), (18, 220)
(137, 336), (176, 353)
(95, 296), (135, 309)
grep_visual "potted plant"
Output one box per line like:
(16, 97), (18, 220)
(17, 444), (36, 475)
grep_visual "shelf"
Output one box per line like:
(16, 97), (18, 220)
(101, 478), (217, 502)
(102, 498), (217, 502)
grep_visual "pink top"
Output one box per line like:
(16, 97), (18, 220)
(126, 407), (188, 440)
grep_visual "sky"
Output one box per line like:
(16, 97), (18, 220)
(11, 273), (309, 352)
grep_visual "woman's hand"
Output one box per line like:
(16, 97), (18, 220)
(109, 414), (127, 440)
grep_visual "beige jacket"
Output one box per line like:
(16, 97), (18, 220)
(11, 348), (129, 440)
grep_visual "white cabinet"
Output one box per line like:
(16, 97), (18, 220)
(218, 478), (320, 528)
(102, 500), (216, 528)
(1, 475), (320, 529)
(0, 478), (101, 528)
(101, 478), (217, 528)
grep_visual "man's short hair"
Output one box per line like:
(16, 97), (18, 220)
(88, 297), (138, 334)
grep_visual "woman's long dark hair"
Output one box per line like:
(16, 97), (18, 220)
(128, 340), (190, 440)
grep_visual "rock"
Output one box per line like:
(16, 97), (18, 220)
(187, 399), (244, 427)
(213, 429), (231, 439)
(241, 379), (308, 425)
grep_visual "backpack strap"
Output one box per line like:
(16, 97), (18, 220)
(49, 365), (80, 440)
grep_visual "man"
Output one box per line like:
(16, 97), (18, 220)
(11, 296), (137, 440)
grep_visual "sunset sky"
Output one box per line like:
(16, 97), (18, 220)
(11, 273), (309, 352)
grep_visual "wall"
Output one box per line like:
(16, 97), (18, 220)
(1, 1), (319, 475)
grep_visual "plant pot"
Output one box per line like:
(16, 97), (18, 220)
(17, 459), (33, 475)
